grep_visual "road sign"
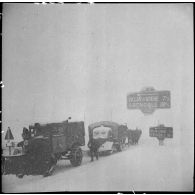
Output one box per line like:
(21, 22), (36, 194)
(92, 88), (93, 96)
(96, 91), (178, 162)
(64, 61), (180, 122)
(5, 127), (14, 140)
(149, 126), (173, 138)
(149, 125), (173, 145)
(127, 87), (171, 114)
(5, 127), (14, 155)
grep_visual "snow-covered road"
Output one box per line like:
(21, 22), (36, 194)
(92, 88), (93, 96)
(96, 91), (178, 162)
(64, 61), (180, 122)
(2, 138), (193, 192)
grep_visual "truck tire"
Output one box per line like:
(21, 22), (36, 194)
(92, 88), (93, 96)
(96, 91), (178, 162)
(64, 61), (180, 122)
(108, 144), (115, 155)
(70, 147), (83, 167)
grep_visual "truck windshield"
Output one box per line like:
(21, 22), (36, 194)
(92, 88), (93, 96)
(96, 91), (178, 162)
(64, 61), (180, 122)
(93, 126), (112, 139)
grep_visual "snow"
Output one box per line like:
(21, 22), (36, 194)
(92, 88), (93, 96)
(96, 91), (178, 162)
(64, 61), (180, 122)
(2, 137), (193, 192)
(2, 4), (193, 193)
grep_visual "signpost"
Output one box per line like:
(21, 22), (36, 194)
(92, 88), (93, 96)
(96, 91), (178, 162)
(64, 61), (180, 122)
(149, 124), (173, 145)
(5, 127), (14, 155)
(127, 87), (171, 114)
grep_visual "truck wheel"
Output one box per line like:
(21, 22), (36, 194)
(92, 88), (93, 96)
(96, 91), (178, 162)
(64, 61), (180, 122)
(108, 150), (113, 155)
(70, 147), (83, 167)
(108, 144), (115, 155)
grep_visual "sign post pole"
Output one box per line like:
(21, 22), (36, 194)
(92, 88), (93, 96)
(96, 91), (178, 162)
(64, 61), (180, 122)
(158, 138), (164, 146)
(159, 140), (162, 145)
(8, 141), (11, 155)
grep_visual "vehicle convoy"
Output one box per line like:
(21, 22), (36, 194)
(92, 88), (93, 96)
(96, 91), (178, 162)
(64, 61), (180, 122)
(2, 119), (85, 178)
(88, 121), (128, 154)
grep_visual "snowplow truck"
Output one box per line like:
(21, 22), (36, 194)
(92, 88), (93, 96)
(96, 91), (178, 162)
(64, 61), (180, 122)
(2, 120), (85, 178)
(88, 121), (128, 155)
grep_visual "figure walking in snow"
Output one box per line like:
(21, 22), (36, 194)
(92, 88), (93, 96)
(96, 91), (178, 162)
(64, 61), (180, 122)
(88, 138), (100, 161)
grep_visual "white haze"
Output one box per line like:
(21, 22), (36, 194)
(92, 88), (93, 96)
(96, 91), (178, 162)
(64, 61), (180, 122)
(2, 2), (194, 172)
(2, 3), (194, 192)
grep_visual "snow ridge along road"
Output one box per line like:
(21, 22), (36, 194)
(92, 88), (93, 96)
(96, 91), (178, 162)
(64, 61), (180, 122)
(2, 139), (193, 192)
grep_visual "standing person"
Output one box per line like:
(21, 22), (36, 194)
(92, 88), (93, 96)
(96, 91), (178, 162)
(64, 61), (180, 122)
(88, 138), (100, 161)
(17, 127), (31, 148)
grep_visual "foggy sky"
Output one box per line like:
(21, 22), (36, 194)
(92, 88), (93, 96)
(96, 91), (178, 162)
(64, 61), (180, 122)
(2, 3), (194, 143)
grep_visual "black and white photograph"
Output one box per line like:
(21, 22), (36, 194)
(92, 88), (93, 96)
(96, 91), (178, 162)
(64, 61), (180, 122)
(1, 3), (194, 193)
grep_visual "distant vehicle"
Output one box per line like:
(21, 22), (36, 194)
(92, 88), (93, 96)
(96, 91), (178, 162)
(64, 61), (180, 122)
(2, 119), (85, 178)
(126, 128), (142, 145)
(88, 121), (128, 155)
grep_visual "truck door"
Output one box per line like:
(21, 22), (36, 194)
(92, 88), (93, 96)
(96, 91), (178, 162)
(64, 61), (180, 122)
(51, 126), (66, 153)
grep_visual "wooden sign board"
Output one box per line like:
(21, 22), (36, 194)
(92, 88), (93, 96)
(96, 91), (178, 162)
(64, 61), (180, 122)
(127, 87), (171, 114)
(149, 125), (173, 139)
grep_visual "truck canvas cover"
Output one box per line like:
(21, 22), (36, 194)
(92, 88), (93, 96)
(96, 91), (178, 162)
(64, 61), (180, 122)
(29, 121), (85, 153)
(93, 126), (112, 139)
(88, 121), (120, 139)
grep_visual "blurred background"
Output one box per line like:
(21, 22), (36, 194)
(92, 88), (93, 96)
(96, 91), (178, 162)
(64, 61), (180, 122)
(2, 4), (193, 150)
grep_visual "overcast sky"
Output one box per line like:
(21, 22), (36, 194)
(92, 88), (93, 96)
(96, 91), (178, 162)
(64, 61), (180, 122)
(2, 3), (193, 143)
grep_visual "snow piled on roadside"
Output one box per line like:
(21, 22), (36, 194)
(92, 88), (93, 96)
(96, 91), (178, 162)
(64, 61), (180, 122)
(2, 136), (193, 192)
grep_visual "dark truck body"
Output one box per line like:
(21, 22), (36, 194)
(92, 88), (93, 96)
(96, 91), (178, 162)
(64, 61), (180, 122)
(29, 121), (85, 153)
(2, 120), (85, 178)
(88, 121), (128, 154)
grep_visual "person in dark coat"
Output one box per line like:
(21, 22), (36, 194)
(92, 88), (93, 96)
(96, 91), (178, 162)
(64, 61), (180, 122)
(88, 138), (100, 161)
(17, 127), (31, 148)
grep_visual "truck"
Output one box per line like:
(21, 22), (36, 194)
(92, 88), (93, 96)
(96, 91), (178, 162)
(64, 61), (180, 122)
(2, 119), (85, 178)
(88, 121), (128, 155)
